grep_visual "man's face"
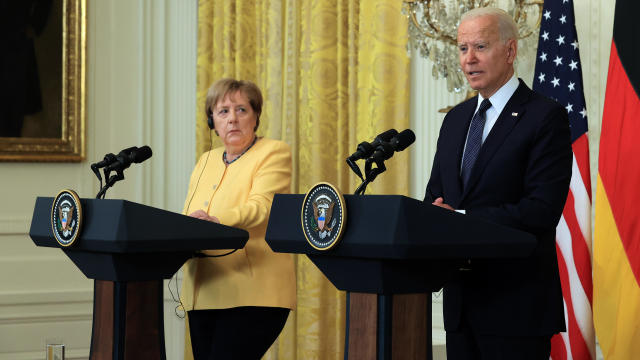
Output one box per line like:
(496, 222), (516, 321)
(457, 15), (516, 98)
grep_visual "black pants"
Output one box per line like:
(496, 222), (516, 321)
(446, 311), (552, 360)
(188, 307), (290, 360)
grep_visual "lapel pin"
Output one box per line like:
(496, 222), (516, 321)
(511, 112), (518, 116)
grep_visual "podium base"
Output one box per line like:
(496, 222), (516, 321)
(346, 293), (431, 360)
(89, 280), (166, 360)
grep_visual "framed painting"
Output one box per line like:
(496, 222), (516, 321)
(0, 0), (85, 161)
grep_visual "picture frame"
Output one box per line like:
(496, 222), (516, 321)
(0, 0), (85, 162)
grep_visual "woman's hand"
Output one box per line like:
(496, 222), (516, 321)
(188, 210), (220, 223)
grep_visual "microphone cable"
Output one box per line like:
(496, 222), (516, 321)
(184, 128), (213, 214)
(167, 248), (241, 319)
(170, 126), (214, 319)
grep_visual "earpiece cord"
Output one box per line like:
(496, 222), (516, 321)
(185, 129), (213, 215)
(171, 126), (215, 319)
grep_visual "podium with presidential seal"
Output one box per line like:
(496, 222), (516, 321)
(29, 190), (249, 360)
(265, 185), (538, 360)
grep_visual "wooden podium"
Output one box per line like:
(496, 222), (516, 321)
(265, 194), (537, 360)
(30, 197), (248, 360)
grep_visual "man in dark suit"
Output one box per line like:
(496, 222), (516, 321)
(424, 7), (572, 359)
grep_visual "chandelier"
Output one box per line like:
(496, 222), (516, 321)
(403, 0), (544, 93)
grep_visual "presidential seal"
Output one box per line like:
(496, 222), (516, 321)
(301, 182), (346, 251)
(51, 189), (83, 247)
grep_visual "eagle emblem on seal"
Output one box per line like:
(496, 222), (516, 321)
(313, 194), (337, 239)
(301, 182), (346, 251)
(56, 200), (76, 236)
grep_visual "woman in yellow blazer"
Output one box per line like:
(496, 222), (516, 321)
(181, 78), (296, 359)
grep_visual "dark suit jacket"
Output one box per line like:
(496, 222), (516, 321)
(424, 79), (572, 336)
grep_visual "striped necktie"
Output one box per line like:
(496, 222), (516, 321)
(461, 98), (492, 188)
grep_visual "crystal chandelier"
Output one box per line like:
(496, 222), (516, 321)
(403, 0), (543, 93)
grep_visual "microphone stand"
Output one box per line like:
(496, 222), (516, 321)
(354, 156), (386, 195)
(96, 169), (125, 199)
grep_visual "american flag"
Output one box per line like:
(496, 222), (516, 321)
(532, 1), (595, 359)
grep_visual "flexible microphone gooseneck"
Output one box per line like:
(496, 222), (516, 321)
(353, 129), (416, 195)
(346, 129), (398, 182)
(93, 145), (153, 199)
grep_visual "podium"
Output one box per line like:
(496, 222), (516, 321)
(265, 194), (536, 360)
(30, 197), (248, 360)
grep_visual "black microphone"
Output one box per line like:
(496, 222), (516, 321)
(347, 129), (398, 162)
(370, 129), (416, 161)
(91, 153), (118, 171)
(104, 145), (153, 173)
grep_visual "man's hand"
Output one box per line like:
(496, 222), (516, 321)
(432, 197), (454, 211)
(188, 209), (220, 223)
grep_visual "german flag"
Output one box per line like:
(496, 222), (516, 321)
(593, 0), (640, 358)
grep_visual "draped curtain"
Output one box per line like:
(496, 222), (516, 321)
(191, 1), (409, 358)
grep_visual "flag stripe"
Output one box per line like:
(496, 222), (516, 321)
(556, 217), (595, 360)
(594, 177), (640, 358)
(598, 42), (640, 287)
(562, 190), (592, 303)
(555, 241), (589, 360)
(569, 150), (592, 255)
(550, 325), (569, 360)
(571, 135), (591, 200)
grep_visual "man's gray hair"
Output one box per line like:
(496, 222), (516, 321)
(461, 7), (518, 42)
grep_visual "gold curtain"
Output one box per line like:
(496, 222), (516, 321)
(192, 1), (409, 358)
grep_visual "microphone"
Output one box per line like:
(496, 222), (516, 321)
(104, 145), (153, 173)
(91, 153), (118, 171)
(346, 129), (398, 181)
(370, 129), (416, 161)
(347, 129), (398, 162)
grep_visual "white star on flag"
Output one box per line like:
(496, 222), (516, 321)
(569, 60), (578, 70)
(540, 52), (548, 61)
(552, 77), (560, 87)
(556, 35), (565, 45)
(571, 40), (579, 49)
(580, 108), (587, 118)
(566, 103), (573, 113)
(542, 31), (550, 41)
(560, 15), (567, 24)
(538, 73), (546, 83)
(553, 56), (563, 66)
(544, 10), (551, 20)
(568, 82), (576, 91)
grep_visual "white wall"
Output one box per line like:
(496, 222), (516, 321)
(0, 1), (196, 358)
(408, 1), (615, 358)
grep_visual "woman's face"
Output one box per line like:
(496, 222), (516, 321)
(212, 91), (257, 153)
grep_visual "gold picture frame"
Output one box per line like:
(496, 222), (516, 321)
(0, 0), (85, 162)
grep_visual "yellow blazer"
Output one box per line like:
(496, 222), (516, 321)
(180, 138), (296, 310)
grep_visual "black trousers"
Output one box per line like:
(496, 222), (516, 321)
(188, 307), (290, 360)
(445, 314), (552, 360)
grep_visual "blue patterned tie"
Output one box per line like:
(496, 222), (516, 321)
(461, 98), (492, 188)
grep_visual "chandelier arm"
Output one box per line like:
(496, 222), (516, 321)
(423, 1), (457, 46)
(513, 0), (524, 26)
(516, 2), (544, 40)
(409, 11), (438, 40)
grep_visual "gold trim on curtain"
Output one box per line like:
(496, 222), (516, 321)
(191, 1), (409, 358)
